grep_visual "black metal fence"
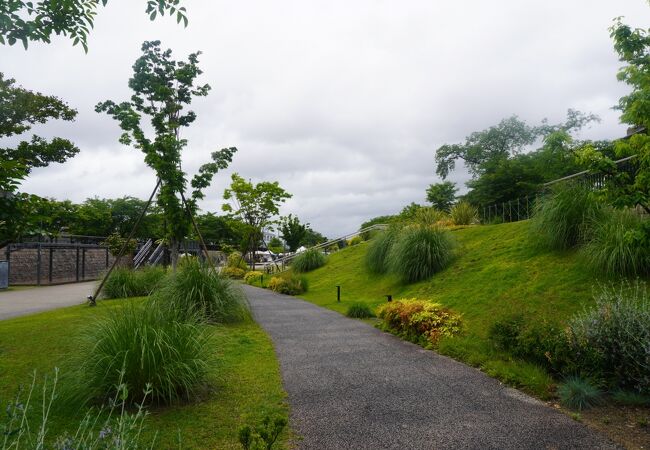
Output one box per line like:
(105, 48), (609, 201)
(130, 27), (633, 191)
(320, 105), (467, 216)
(479, 155), (639, 224)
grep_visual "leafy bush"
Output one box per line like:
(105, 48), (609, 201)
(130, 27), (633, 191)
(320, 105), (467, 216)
(348, 235), (363, 246)
(239, 414), (287, 450)
(227, 251), (248, 270)
(581, 208), (650, 277)
(387, 225), (455, 283)
(267, 275), (307, 295)
(611, 389), (650, 406)
(102, 266), (167, 299)
(76, 301), (213, 405)
(365, 226), (400, 274)
(530, 183), (602, 250)
(157, 258), (250, 324)
(221, 266), (247, 279)
(412, 207), (448, 226)
(565, 282), (650, 394)
(244, 271), (264, 285)
(291, 248), (327, 273)
(101, 232), (137, 257)
(558, 376), (603, 411)
(345, 302), (375, 318)
(450, 201), (478, 225)
(377, 299), (462, 347)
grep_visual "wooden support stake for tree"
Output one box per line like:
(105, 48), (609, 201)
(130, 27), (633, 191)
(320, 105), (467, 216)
(88, 178), (161, 305)
(179, 190), (216, 272)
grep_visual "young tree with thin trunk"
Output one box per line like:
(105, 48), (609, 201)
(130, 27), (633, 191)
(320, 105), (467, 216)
(222, 174), (291, 267)
(97, 40), (236, 270)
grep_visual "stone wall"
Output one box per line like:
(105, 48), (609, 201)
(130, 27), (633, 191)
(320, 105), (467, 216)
(1, 246), (116, 285)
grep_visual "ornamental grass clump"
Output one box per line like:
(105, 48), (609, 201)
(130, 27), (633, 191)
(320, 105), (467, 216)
(345, 302), (375, 319)
(565, 282), (650, 394)
(377, 299), (462, 347)
(530, 183), (603, 250)
(102, 265), (167, 299)
(450, 201), (478, 225)
(387, 225), (455, 283)
(75, 301), (213, 405)
(157, 258), (250, 324)
(558, 376), (603, 411)
(581, 208), (650, 277)
(365, 226), (400, 275)
(291, 248), (327, 273)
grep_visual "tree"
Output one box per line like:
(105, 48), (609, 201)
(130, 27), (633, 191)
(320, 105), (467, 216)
(194, 213), (243, 248)
(280, 214), (308, 252)
(267, 237), (285, 254)
(1, 0), (187, 51)
(0, 73), (79, 245)
(97, 41), (237, 269)
(300, 227), (327, 247)
(434, 110), (598, 181)
(222, 173), (291, 266)
(425, 181), (457, 211)
(574, 16), (650, 214)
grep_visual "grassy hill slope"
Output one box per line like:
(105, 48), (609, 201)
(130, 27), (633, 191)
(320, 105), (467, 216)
(297, 220), (618, 398)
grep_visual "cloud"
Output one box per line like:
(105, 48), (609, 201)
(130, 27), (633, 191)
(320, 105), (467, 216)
(4, 0), (648, 237)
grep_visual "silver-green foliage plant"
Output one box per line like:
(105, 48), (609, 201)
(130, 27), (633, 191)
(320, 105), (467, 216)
(581, 208), (650, 277)
(76, 301), (213, 405)
(291, 248), (326, 273)
(157, 258), (250, 324)
(557, 376), (603, 411)
(530, 183), (603, 250)
(566, 282), (650, 394)
(450, 201), (478, 225)
(387, 225), (455, 283)
(2, 369), (157, 450)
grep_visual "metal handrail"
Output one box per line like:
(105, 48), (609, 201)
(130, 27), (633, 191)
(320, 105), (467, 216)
(266, 223), (388, 273)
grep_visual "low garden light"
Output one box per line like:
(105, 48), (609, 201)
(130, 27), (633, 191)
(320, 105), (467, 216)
(336, 285), (341, 302)
(386, 294), (392, 302)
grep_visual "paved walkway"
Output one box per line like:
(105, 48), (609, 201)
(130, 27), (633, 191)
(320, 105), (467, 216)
(244, 285), (617, 450)
(0, 282), (95, 320)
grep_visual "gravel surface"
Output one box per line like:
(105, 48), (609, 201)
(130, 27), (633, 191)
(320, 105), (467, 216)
(0, 281), (94, 320)
(244, 285), (619, 450)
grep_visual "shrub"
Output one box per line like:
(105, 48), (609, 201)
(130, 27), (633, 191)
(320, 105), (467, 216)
(76, 301), (213, 405)
(244, 271), (264, 285)
(227, 251), (248, 270)
(239, 414), (287, 450)
(348, 235), (363, 246)
(267, 274), (307, 295)
(387, 225), (455, 283)
(530, 183), (602, 250)
(412, 207), (448, 226)
(611, 389), (650, 406)
(581, 208), (650, 277)
(221, 266), (247, 279)
(346, 302), (375, 319)
(376, 299), (462, 347)
(102, 266), (167, 299)
(558, 376), (603, 411)
(365, 226), (400, 274)
(157, 258), (250, 324)
(565, 282), (650, 393)
(450, 201), (478, 225)
(291, 248), (327, 273)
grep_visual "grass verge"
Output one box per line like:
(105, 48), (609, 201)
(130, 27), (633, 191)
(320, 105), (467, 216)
(0, 298), (288, 449)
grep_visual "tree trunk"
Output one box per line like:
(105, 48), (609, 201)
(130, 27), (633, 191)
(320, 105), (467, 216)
(170, 237), (179, 272)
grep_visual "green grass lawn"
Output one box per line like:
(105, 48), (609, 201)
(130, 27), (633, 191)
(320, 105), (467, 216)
(294, 220), (643, 399)
(0, 298), (288, 449)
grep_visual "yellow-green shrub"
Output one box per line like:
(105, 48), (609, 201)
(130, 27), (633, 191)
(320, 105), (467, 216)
(267, 275), (307, 295)
(244, 271), (264, 285)
(377, 299), (462, 347)
(227, 251), (248, 270)
(221, 267), (246, 279)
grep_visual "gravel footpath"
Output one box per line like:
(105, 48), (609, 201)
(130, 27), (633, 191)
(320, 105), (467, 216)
(244, 285), (618, 450)
(0, 281), (95, 320)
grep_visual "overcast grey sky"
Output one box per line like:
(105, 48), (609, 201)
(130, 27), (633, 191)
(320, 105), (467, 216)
(3, 0), (649, 237)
